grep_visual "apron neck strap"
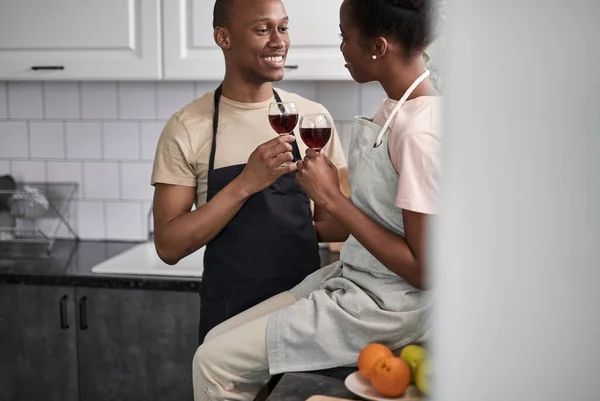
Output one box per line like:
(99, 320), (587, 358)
(210, 84), (301, 171)
(374, 69), (431, 148)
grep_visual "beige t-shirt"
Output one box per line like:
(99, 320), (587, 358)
(372, 96), (442, 214)
(151, 89), (347, 206)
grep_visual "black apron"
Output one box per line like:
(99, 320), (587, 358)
(198, 85), (321, 343)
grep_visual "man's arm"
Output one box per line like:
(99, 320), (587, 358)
(154, 136), (298, 265)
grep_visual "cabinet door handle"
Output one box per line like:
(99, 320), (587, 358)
(59, 295), (69, 329)
(79, 296), (88, 331)
(31, 65), (65, 71)
(284, 65), (299, 69)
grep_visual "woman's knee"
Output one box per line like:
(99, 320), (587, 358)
(193, 341), (222, 379)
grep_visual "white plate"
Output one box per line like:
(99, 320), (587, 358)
(344, 371), (424, 401)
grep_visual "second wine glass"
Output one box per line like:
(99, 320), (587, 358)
(299, 113), (332, 152)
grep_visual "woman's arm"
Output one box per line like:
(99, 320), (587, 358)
(297, 151), (429, 290)
(323, 191), (428, 289)
(313, 167), (351, 243)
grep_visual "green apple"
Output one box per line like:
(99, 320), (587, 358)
(415, 357), (432, 396)
(399, 345), (428, 381)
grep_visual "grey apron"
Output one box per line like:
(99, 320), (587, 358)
(266, 70), (433, 374)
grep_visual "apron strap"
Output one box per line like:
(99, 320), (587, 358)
(374, 69), (431, 148)
(209, 85), (302, 171)
(209, 84), (223, 171)
(272, 89), (302, 161)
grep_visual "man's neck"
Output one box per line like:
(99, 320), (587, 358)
(220, 73), (274, 103)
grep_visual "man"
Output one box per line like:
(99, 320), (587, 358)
(151, 0), (349, 343)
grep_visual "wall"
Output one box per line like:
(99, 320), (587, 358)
(0, 80), (386, 241)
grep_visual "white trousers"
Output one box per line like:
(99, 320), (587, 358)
(192, 291), (296, 401)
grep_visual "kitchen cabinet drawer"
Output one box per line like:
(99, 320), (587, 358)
(162, 0), (349, 80)
(76, 287), (200, 401)
(0, 284), (199, 401)
(0, 0), (162, 80)
(0, 284), (78, 401)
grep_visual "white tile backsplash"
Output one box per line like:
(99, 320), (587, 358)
(195, 81), (220, 98)
(65, 122), (102, 160)
(77, 201), (106, 240)
(0, 79), (368, 240)
(47, 161), (83, 197)
(360, 82), (387, 118)
(43, 82), (80, 119)
(30, 122), (65, 159)
(105, 202), (144, 241)
(156, 82), (195, 120)
(83, 162), (120, 200)
(140, 122), (164, 161)
(81, 82), (118, 119)
(0, 82), (7, 119)
(7, 82), (43, 119)
(9, 160), (46, 182)
(120, 162), (154, 201)
(0, 121), (29, 158)
(316, 82), (361, 121)
(118, 82), (156, 120)
(274, 81), (318, 102)
(102, 122), (140, 160)
(337, 122), (353, 160)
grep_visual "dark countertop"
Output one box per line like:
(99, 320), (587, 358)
(0, 240), (337, 293)
(266, 369), (359, 401)
(0, 240), (202, 292)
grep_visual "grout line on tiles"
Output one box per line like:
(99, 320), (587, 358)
(2, 82), (8, 119)
(116, 81), (121, 120)
(117, 161), (122, 201)
(40, 82), (47, 119)
(26, 121), (31, 158)
(62, 121), (68, 160)
(100, 122), (106, 160)
(76, 82), (83, 119)
(102, 201), (108, 240)
(140, 200), (146, 240)
(80, 161), (86, 199)
(5, 82), (11, 119)
(0, 117), (171, 123)
(118, 162), (123, 201)
(153, 82), (159, 120)
(138, 122), (144, 161)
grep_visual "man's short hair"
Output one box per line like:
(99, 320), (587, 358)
(213, 0), (236, 28)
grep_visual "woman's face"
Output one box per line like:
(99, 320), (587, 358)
(339, 0), (377, 84)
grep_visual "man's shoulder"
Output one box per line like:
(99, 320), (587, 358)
(173, 90), (216, 126)
(274, 88), (327, 113)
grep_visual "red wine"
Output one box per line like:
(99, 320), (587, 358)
(269, 113), (298, 134)
(300, 127), (331, 150)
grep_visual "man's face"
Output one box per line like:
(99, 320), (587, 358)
(220, 0), (290, 84)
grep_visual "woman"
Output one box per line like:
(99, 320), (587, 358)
(192, 0), (442, 400)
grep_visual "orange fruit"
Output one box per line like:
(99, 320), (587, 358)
(370, 356), (411, 397)
(357, 343), (393, 380)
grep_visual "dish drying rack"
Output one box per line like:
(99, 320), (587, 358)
(0, 182), (79, 257)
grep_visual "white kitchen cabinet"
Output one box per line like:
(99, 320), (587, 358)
(162, 0), (349, 81)
(0, 0), (162, 80)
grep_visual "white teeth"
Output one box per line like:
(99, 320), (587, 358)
(265, 56), (283, 63)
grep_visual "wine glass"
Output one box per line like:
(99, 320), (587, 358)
(268, 102), (298, 135)
(268, 102), (298, 166)
(299, 113), (332, 152)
